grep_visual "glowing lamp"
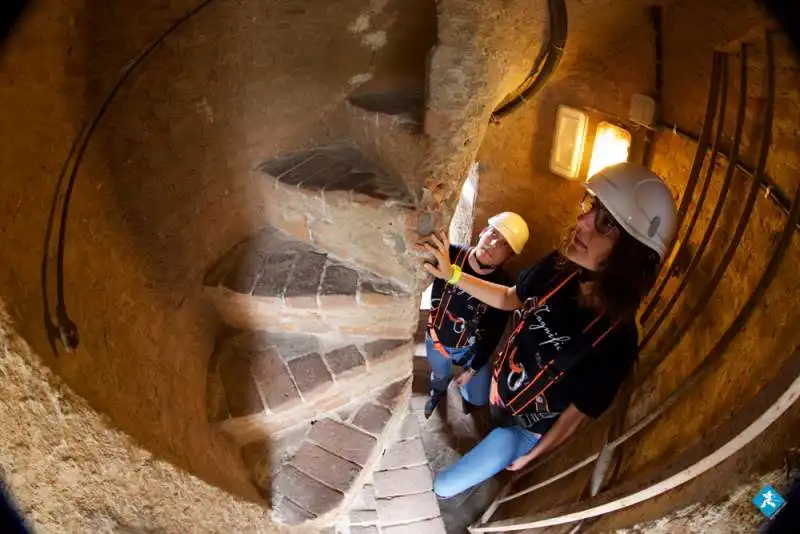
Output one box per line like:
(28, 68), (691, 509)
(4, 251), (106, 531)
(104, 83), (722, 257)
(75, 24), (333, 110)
(587, 121), (632, 178)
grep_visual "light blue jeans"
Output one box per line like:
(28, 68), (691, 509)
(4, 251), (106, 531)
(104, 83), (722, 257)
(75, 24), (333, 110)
(433, 425), (541, 498)
(425, 335), (492, 405)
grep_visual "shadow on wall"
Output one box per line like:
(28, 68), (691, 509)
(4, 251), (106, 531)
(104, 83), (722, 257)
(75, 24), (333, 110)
(0, 0), (435, 505)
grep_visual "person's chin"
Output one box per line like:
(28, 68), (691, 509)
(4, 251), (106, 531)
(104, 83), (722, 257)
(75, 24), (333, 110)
(564, 246), (586, 266)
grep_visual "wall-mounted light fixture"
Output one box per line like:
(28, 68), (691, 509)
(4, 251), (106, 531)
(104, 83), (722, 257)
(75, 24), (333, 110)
(587, 121), (632, 178)
(549, 105), (588, 180)
(549, 106), (632, 180)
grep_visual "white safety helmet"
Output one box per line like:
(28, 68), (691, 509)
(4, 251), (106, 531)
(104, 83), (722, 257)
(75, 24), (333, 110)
(488, 212), (529, 254)
(583, 163), (677, 260)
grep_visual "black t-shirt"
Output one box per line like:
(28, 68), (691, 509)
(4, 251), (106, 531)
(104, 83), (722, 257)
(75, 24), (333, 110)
(429, 245), (511, 372)
(495, 252), (638, 434)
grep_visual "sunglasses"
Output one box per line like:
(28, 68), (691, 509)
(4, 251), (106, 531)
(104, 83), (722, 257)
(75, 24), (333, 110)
(580, 193), (619, 236)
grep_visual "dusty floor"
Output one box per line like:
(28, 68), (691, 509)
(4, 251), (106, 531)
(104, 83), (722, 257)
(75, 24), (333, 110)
(0, 305), (281, 534)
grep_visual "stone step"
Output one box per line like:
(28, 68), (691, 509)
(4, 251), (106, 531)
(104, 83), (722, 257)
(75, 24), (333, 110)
(207, 329), (414, 443)
(336, 407), (446, 534)
(203, 226), (416, 339)
(255, 142), (420, 289)
(256, 378), (413, 527)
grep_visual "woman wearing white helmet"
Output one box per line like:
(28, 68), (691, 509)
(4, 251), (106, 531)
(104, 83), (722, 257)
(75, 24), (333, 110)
(422, 212), (529, 419)
(420, 163), (677, 499)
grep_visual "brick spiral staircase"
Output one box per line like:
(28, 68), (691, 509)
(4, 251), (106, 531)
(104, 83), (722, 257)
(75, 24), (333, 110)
(203, 99), (443, 529)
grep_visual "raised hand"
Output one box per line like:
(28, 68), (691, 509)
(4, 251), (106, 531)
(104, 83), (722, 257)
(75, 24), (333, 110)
(417, 231), (453, 280)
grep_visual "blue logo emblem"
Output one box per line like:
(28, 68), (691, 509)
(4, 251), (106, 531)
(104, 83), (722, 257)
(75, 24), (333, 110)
(752, 485), (786, 518)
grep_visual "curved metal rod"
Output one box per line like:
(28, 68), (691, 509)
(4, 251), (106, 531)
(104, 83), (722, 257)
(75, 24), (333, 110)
(640, 52), (723, 324)
(593, 54), (734, 495)
(486, 34), (778, 511)
(633, 43), (766, 388)
(42, 0), (220, 352)
(491, 0), (567, 119)
(638, 54), (730, 351)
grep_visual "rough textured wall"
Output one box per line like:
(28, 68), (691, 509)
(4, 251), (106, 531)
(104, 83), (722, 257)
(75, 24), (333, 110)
(0, 311), (276, 534)
(0, 0), (430, 504)
(0, 0), (554, 522)
(424, 0), (549, 230)
(475, 0), (658, 273)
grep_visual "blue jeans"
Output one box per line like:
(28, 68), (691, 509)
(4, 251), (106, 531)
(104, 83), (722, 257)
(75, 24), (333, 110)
(425, 335), (492, 405)
(433, 425), (541, 498)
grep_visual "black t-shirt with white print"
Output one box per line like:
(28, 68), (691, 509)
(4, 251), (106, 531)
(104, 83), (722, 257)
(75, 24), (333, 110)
(495, 252), (638, 435)
(429, 245), (511, 372)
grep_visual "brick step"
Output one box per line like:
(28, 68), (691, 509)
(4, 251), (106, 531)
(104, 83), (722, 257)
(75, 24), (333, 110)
(247, 378), (413, 527)
(203, 226), (416, 339)
(207, 330), (414, 443)
(256, 142), (420, 289)
(337, 406), (446, 534)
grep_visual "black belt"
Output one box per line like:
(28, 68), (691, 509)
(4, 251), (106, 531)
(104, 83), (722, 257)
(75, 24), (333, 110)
(490, 404), (540, 430)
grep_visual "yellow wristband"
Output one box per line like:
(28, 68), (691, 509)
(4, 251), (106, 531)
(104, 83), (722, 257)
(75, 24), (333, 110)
(448, 265), (463, 285)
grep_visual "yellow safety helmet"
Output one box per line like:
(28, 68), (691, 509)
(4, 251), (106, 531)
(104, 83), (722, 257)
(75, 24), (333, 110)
(488, 212), (529, 254)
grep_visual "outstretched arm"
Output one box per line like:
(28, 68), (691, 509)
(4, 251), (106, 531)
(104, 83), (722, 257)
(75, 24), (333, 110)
(419, 232), (523, 311)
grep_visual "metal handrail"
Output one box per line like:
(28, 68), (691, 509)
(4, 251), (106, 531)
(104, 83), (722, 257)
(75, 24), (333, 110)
(639, 51), (724, 324)
(638, 53), (730, 352)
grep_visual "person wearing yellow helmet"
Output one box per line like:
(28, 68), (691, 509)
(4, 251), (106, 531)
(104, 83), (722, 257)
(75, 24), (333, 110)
(421, 212), (530, 419)
(420, 163), (677, 499)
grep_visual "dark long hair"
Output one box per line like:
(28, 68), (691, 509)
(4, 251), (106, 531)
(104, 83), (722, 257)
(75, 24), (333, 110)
(560, 228), (662, 322)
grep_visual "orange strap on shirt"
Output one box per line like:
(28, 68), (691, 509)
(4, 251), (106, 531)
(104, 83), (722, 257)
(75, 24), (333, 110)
(428, 248), (470, 358)
(492, 268), (620, 415)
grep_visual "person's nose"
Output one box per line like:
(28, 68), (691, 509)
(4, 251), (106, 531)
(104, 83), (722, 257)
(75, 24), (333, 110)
(576, 210), (595, 232)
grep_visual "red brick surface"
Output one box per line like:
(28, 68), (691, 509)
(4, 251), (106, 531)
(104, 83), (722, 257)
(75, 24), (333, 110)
(250, 348), (301, 410)
(290, 442), (361, 492)
(287, 353), (333, 397)
(219, 356), (263, 418)
(273, 465), (343, 517)
(323, 345), (365, 376)
(362, 339), (409, 361)
(308, 419), (377, 467)
(273, 497), (316, 525)
(352, 403), (392, 435)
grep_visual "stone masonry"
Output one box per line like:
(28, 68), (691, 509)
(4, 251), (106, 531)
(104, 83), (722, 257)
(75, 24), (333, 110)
(336, 409), (446, 534)
(207, 330), (413, 441)
(256, 143), (422, 290)
(265, 378), (413, 526)
(204, 226), (415, 339)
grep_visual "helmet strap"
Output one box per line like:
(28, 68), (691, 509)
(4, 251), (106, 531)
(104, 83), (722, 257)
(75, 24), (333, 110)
(475, 256), (494, 270)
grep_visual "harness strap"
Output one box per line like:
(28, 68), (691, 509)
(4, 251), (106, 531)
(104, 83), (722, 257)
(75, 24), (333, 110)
(494, 271), (578, 377)
(428, 248), (470, 358)
(506, 320), (618, 416)
(491, 268), (620, 416)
